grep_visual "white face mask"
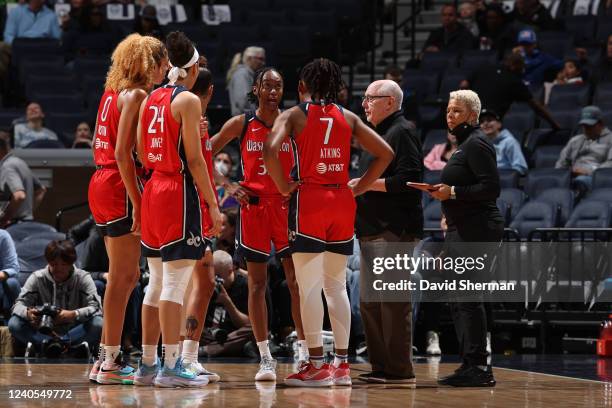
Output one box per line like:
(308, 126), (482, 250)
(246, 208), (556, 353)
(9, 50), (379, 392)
(215, 160), (230, 176)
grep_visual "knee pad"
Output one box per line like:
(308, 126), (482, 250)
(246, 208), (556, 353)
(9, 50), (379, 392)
(160, 259), (196, 305)
(143, 258), (163, 308)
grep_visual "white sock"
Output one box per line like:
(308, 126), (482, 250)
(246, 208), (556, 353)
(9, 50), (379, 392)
(181, 340), (199, 364)
(257, 340), (272, 359)
(103, 345), (120, 365)
(297, 340), (309, 361)
(142, 344), (157, 366)
(162, 344), (180, 370)
(98, 343), (106, 362)
(333, 353), (348, 368)
(310, 355), (324, 369)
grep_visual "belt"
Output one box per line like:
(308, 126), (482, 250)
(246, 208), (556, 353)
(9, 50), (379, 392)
(95, 164), (118, 170)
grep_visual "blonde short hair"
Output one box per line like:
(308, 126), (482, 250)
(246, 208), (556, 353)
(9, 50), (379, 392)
(449, 89), (481, 122)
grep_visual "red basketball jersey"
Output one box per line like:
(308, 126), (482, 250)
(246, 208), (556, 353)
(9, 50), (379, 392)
(93, 90), (121, 166)
(240, 112), (293, 195)
(292, 102), (351, 185)
(140, 85), (185, 174)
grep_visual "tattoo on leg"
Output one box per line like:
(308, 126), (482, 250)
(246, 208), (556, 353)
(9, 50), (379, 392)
(186, 315), (199, 339)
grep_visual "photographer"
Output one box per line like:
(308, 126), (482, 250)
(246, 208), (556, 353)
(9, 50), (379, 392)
(8, 240), (102, 358)
(202, 250), (253, 357)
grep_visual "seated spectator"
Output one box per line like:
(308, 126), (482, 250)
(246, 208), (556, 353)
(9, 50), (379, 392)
(512, 29), (563, 87)
(2, 0), (61, 45)
(479, 109), (528, 175)
(60, 0), (91, 33)
(216, 208), (237, 258)
(544, 59), (584, 104)
(422, 4), (476, 55)
(214, 151), (240, 208)
(509, 0), (559, 31)
(465, 53), (561, 128)
(478, 4), (515, 57)
(72, 122), (93, 149)
(424, 132), (458, 171)
(134, 5), (164, 40)
(226, 46), (266, 116)
(459, 1), (479, 37)
(0, 136), (46, 227)
(201, 250), (253, 357)
(13, 103), (59, 148)
(8, 240), (103, 358)
(0, 229), (20, 316)
(555, 106), (612, 192)
(591, 34), (612, 85)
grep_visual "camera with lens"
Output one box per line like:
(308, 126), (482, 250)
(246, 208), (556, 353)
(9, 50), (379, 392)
(34, 303), (61, 335)
(207, 276), (228, 344)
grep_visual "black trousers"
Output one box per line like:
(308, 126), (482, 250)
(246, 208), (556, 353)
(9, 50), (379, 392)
(445, 223), (503, 367)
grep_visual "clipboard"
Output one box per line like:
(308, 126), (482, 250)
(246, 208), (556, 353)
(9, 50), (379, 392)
(406, 182), (439, 192)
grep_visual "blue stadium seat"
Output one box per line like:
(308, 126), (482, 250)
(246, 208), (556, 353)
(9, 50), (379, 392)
(496, 198), (510, 225)
(459, 50), (497, 74)
(592, 168), (612, 190)
(270, 26), (311, 57)
(45, 113), (91, 146)
(245, 10), (288, 25)
(403, 70), (439, 100)
(525, 168), (571, 197)
(438, 72), (466, 100)
(510, 201), (556, 239)
(534, 187), (574, 226)
(499, 188), (527, 223)
(564, 15), (596, 44)
(422, 129), (447, 155)
(547, 85), (590, 109)
(424, 200), (443, 229)
(18, 55), (64, 83)
(272, 0), (317, 11)
(423, 170), (441, 185)
(525, 128), (571, 155)
(74, 57), (110, 82)
(7, 222), (57, 242)
(24, 139), (65, 149)
(75, 32), (116, 57)
(565, 200), (611, 228)
(532, 145), (563, 168)
(36, 95), (85, 114)
(418, 105), (442, 124)
(596, 21), (612, 43)
(503, 111), (535, 143)
(26, 76), (79, 100)
(499, 169), (520, 189)
(0, 110), (21, 131)
(588, 188), (612, 201)
(593, 84), (612, 105)
(537, 31), (572, 59)
(421, 52), (458, 73)
(548, 108), (581, 133)
(10, 39), (61, 68)
(422, 191), (432, 208)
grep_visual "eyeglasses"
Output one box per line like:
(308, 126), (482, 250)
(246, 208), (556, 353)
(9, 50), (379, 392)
(362, 95), (392, 103)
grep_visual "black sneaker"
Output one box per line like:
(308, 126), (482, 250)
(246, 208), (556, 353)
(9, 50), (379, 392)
(42, 339), (66, 358)
(438, 365), (496, 387)
(69, 341), (90, 359)
(357, 371), (386, 382)
(376, 374), (416, 384)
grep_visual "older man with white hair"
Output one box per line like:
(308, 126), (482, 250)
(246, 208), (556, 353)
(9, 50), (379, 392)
(351, 79), (423, 384)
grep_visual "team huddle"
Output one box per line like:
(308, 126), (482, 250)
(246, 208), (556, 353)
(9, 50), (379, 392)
(87, 31), (393, 388)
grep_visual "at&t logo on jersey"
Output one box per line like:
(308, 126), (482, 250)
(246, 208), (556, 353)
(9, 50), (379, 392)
(187, 231), (202, 247)
(316, 162), (327, 174)
(147, 152), (162, 163)
(94, 137), (108, 150)
(316, 162), (344, 174)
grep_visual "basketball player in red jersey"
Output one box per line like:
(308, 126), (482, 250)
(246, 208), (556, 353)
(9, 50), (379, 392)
(88, 34), (168, 385)
(136, 31), (221, 388)
(211, 67), (307, 381)
(264, 58), (394, 387)
(177, 66), (220, 382)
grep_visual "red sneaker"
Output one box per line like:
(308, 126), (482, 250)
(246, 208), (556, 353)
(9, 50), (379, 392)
(284, 362), (333, 387)
(331, 362), (351, 386)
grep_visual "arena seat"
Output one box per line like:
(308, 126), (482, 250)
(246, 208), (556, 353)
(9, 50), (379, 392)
(7, 222), (57, 242)
(525, 168), (571, 197)
(423, 200), (443, 229)
(592, 168), (612, 190)
(565, 200), (611, 228)
(534, 187), (575, 226)
(532, 145), (564, 168)
(547, 85), (590, 109)
(510, 201), (556, 239)
(499, 188), (527, 223)
(498, 169), (520, 189)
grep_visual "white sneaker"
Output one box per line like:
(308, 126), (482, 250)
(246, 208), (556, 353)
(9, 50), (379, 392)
(426, 331), (441, 355)
(255, 356), (277, 381)
(184, 361), (220, 383)
(486, 332), (492, 355)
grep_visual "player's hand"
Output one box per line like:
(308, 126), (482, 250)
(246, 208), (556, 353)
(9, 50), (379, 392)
(430, 184), (451, 201)
(348, 178), (369, 196)
(280, 180), (301, 196)
(199, 116), (209, 135)
(131, 205), (141, 234)
(55, 309), (77, 325)
(27, 308), (40, 326)
(209, 205), (223, 237)
(225, 183), (252, 205)
(216, 284), (230, 306)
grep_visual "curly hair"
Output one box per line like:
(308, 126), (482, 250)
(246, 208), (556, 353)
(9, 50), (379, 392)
(299, 58), (343, 104)
(104, 34), (162, 92)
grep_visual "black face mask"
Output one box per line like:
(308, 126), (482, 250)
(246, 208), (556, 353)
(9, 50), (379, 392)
(449, 122), (479, 144)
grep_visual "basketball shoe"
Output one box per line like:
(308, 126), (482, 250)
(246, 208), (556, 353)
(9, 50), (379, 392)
(284, 362), (333, 387)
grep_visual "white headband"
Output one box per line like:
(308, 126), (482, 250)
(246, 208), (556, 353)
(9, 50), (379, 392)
(167, 48), (200, 85)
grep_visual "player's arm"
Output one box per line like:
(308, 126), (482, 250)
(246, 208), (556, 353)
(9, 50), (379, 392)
(177, 92), (222, 235)
(135, 98), (147, 165)
(115, 89), (147, 232)
(264, 107), (299, 196)
(346, 110), (394, 196)
(210, 114), (244, 155)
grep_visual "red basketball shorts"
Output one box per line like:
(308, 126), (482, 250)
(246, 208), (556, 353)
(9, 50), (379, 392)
(141, 172), (204, 261)
(237, 196), (291, 262)
(288, 184), (355, 255)
(88, 168), (132, 237)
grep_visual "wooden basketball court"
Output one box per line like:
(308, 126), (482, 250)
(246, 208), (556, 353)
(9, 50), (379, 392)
(1, 359), (609, 407)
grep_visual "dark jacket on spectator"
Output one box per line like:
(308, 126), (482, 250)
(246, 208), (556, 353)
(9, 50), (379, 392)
(423, 22), (477, 53)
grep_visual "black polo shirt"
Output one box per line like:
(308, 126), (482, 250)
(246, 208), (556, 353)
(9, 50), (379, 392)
(356, 111), (424, 238)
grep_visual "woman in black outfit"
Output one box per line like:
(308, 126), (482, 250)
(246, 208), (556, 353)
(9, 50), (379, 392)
(429, 89), (503, 387)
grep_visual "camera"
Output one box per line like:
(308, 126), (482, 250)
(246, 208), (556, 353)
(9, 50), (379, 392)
(34, 303), (61, 335)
